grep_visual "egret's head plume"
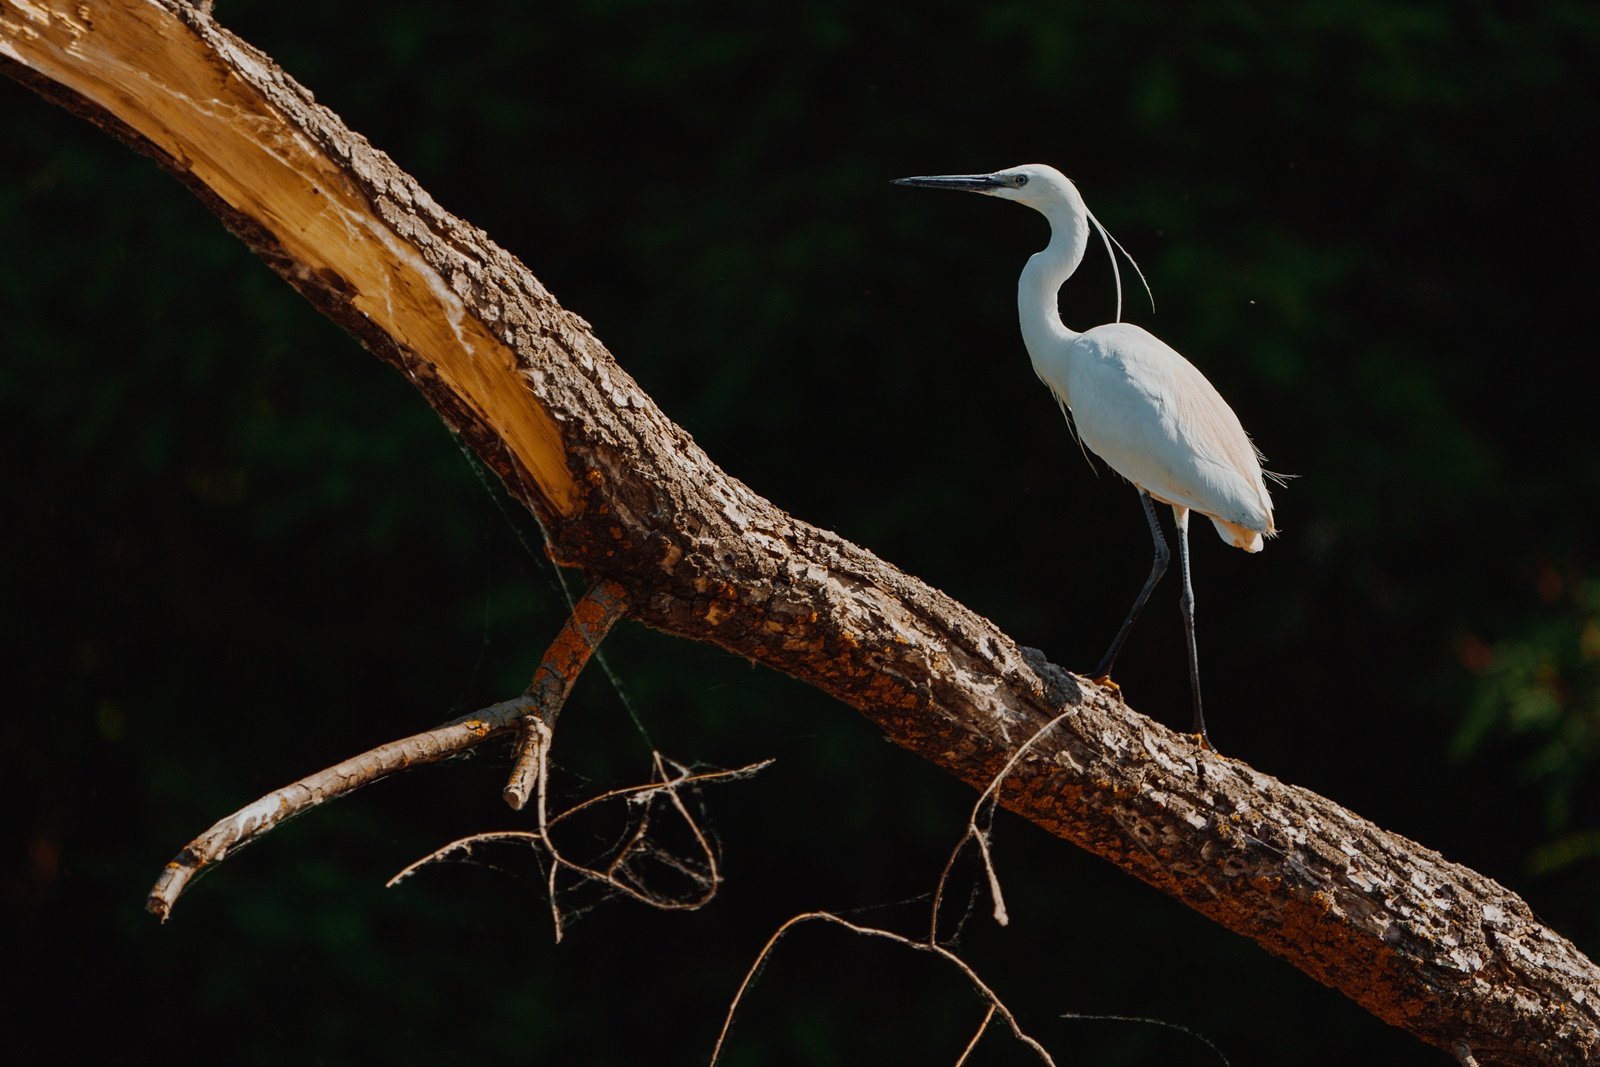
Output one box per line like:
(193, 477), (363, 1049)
(892, 163), (1153, 322)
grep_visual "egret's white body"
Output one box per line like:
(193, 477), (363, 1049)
(1044, 322), (1272, 550)
(895, 163), (1277, 741)
(1005, 168), (1274, 549)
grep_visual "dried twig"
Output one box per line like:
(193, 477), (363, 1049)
(708, 704), (1237, 1066)
(1058, 1012), (1232, 1064)
(954, 1004), (997, 1067)
(389, 754), (773, 941)
(708, 912), (1057, 1067)
(711, 710), (1083, 1064)
(930, 710), (1078, 943)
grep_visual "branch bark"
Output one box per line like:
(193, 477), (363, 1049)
(4, 2), (1596, 1061)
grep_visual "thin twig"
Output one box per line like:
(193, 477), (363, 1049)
(953, 1004), (996, 1067)
(388, 756), (773, 940)
(707, 712), (1084, 1064)
(709, 911), (1057, 1067)
(930, 710), (1078, 943)
(1060, 1012), (1232, 1065)
(543, 758), (772, 827)
(709, 707), (1234, 1067)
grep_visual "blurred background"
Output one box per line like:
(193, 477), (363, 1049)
(4, 0), (1598, 1062)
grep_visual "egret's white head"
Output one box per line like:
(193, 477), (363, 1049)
(892, 163), (1082, 213)
(893, 163), (1152, 325)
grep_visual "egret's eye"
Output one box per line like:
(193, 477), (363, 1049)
(1014, 174), (1029, 187)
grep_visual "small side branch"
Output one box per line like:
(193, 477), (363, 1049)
(503, 579), (628, 809)
(146, 696), (533, 920)
(147, 580), (629, 921)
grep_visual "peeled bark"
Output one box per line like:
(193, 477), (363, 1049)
(4, 2), (1596, 1061)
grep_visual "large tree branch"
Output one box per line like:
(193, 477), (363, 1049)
(4, 2), (1596, 1061)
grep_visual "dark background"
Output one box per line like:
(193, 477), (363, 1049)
(4, 1), (1599, 1063)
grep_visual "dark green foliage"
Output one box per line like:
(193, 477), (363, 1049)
(3, 1), (1597, 1062)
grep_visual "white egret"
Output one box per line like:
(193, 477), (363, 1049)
(894, 164), (1277, 744)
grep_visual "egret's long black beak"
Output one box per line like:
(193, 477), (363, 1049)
(892, 173), (1005, 192)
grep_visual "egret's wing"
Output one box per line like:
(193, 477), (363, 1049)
(1065, 324), (1274, 540)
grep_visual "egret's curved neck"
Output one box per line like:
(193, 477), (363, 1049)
(1018, 201), (1089, 373)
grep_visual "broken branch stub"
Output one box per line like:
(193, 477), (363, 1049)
(503, 580), (630, 810)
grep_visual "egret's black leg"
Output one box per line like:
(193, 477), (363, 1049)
(1093, 490), (1169, 679)
(1174, 509), (1208, 744)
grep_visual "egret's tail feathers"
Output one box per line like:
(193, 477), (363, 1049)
(1211, 516), (1266, 553)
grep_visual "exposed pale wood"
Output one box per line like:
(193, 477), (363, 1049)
(5, 3), (1598, 1061)
(0, 0), (577, 513)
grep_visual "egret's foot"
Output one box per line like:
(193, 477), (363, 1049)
(1090, 673), (1122, 695)
(1190, 729), (1213, 752)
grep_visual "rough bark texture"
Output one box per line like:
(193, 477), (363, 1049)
(4, 2), (1597, 1061)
